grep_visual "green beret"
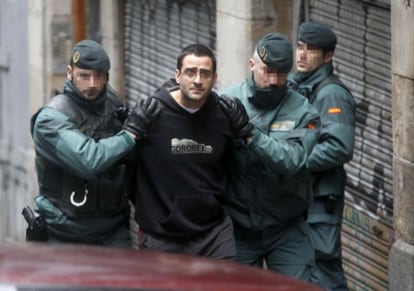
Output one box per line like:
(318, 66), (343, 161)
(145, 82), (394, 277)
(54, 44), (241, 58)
(256, 33), (293, 73)
(71, 40), (110, 72)
(299, 21), (337, 52)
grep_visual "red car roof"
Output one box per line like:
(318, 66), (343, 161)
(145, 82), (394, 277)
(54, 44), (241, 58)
(0, 242), (321, 291)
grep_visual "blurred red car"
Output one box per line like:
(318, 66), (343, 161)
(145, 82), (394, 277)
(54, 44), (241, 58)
(0, 242), (321, 291)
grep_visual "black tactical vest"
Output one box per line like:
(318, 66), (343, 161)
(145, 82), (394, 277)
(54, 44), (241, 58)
(33, 94), (129, 218)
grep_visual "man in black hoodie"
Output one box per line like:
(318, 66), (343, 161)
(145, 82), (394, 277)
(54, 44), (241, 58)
(133, 44), (253, 259)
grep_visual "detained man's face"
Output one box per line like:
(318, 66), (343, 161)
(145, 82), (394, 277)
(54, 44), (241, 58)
(174, 54), (217, 109)
(67, 65), (107, 100)
(295, 41), (331, 73)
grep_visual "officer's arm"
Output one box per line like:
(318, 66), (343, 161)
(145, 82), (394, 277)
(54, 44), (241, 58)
(248, 113), (320, 176)
(307, 90), (355, 172)
(32, 107), (136, 178)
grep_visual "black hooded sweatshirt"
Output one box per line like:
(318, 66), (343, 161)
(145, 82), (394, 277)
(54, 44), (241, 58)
(134, 87), (234, 238)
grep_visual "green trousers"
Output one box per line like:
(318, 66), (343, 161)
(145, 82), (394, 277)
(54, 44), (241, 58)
(233, 218), (315, 282)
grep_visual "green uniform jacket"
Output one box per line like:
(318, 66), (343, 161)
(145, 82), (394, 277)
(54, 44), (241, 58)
(288, 62), (356, 224)
(221, 78), (321, 231)
(31, 80), (136, 241)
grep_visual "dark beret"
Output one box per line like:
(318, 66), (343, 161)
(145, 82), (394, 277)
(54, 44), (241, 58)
(71, 40), (110, 72)
(299, 21), (337, 52)
(256, 33), (293, 73)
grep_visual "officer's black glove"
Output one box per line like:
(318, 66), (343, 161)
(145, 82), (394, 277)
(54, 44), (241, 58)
(219, 95), (255, 139)
(123, 97), (162, 140)
(114, 106), (129, 123)
(324, 195), (337, 214)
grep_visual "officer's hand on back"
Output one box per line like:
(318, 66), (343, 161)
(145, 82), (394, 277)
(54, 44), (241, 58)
(219, 95), (255, 140)
(123, 97), (162, 140)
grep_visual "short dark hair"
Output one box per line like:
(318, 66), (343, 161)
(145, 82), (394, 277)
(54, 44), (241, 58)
(176, 44), (216, 73)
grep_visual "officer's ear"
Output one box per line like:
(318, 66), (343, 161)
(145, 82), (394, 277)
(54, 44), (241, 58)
(248, 58), (256, 73)
(323, 51), (334, 63)
(67, 65), (73, 81)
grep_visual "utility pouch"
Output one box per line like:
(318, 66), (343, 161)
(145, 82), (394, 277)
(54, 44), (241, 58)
(324, 195), (337, 214)
(98, 164), (128, 211)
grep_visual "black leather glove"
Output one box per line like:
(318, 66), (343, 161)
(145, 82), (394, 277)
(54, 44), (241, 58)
(123, 97), (162, 139)
(219, 95), (255, 139)
(114, 106), (129, 123)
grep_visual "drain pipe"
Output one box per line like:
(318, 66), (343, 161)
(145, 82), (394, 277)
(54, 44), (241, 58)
(72, 0), (86, 43)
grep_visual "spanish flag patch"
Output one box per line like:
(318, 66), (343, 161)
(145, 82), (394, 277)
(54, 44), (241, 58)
(328, 107), (342, 114)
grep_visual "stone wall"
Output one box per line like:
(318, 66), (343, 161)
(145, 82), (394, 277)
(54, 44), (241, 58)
(0, 140), (37, 242)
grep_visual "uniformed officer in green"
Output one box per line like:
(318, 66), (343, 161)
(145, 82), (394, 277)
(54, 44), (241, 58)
(288, 22), (356, 290)
(30, 40), (161, 247)
(221, 33), (321, 281)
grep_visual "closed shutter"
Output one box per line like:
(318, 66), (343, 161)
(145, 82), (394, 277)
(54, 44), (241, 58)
(309, 0), (392, 290)
(123, 0), (216, 106)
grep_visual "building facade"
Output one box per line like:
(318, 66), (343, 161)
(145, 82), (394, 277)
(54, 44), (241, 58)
(0, 0), (413, 289)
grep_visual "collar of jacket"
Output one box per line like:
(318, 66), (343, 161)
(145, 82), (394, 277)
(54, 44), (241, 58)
(290, 62), (334, 92)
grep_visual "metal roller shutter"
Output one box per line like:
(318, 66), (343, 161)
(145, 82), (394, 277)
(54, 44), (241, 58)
(124, 0), (216, 106)
(309, 0), (392, 290)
